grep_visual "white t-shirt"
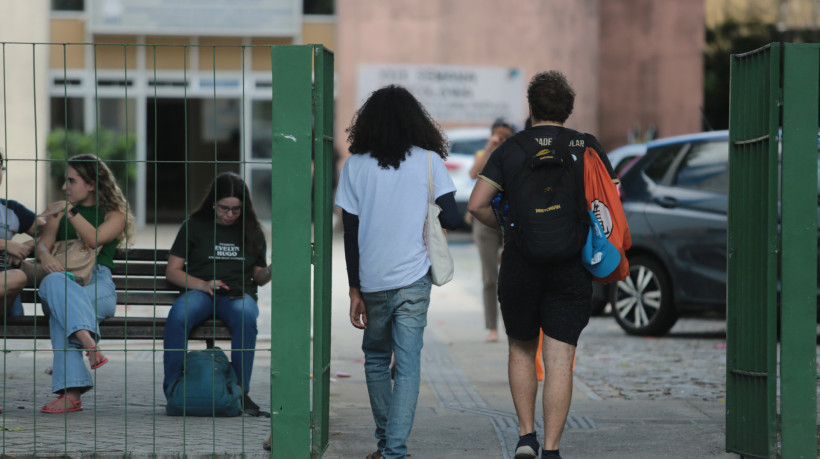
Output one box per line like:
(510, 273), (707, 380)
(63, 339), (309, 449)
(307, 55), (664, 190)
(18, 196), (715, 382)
(335, 147), (456, 292)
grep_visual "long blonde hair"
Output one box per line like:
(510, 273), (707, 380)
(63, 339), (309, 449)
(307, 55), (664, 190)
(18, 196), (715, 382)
(67, 154), (135, 247)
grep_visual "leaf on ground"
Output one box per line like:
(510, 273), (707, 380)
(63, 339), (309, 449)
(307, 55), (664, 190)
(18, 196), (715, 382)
(0, 425), (24, 431)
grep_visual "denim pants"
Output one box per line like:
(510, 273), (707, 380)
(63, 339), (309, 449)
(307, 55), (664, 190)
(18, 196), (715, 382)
(361, 273), (431, 459)
(39, 265), (117, 394)
(163, 290), (259, 395)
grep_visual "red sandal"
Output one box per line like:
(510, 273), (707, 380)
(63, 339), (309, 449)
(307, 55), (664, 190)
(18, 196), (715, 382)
(41, 394), (82, 413)
(86, 345), (108, 369)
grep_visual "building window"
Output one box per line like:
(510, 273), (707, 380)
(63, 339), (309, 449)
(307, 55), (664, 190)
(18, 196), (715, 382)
(304, 0), (334, 15)
(50, 97), (84, 131)
(251, 100), (272, 159)
(52, 0), (84, 11)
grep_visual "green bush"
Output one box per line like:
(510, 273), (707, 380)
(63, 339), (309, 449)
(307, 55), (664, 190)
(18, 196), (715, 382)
(46, 128), (137, 190)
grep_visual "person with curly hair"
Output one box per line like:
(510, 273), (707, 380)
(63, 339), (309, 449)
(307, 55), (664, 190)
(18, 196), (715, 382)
(336, 85), (460, 459)
(163, 172), (271, 417)
(35, 154), (135, 413)
(469, 71), (615, 459)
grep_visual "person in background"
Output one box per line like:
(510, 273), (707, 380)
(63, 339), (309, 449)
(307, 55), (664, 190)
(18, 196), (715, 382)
(336, 85), (459, 459)
(36, 154), (134, 413)
(163, 171), (271, 417)
(468, 118), (516, 342)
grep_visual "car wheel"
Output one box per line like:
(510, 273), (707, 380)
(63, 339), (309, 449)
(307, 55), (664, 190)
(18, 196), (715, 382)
(610, 256), (678, 336)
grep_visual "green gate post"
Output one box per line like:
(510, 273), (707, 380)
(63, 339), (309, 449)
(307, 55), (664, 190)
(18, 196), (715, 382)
(727, 43), (780, 457)
(311, 45), (334, 458)
(270, 45), (317, 457)
(728, 42), (819, 458)
(780, 43), (818, 459)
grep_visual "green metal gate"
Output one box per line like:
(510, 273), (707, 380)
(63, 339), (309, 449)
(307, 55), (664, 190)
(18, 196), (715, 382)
(0, 42), (333, 458)
(270, 45), (335, 458)
(727, 42), (817, 458)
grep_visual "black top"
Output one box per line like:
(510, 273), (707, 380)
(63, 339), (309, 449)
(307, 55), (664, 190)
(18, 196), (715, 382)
(479, 125), (615, 193)
(170, 216), (267, 299)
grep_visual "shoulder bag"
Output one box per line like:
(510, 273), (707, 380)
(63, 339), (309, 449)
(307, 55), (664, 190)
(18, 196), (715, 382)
(22, 239), (101, 286)
(424, 151), (455, 286)
(583, 145), (631, 282)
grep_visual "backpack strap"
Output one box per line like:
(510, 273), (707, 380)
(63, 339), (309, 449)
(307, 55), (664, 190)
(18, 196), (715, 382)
(506, 127), (576, 202)
(509, 127), (575, 173)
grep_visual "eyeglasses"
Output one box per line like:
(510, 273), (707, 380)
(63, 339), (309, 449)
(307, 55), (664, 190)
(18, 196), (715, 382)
(215, 204), (242, 214)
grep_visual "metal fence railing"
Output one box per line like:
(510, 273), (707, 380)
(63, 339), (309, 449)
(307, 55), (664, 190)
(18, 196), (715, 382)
(0, 42), (333, 458)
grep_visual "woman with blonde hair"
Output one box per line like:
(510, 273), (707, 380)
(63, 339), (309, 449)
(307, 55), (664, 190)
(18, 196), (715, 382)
(35, 154), (134, 413)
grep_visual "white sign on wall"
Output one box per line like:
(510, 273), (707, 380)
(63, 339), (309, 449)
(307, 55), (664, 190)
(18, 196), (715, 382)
(88, 0), (301, 37)
(357, 64), (526, 125)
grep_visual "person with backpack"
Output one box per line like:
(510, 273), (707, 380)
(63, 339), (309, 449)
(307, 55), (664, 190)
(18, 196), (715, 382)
(163, 172), (271, 417)
(468, 71), (616, 459)
(335, 85), (459, 459)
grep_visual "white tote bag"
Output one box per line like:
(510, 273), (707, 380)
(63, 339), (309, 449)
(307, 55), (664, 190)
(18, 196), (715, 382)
(424, 151), (455, 286)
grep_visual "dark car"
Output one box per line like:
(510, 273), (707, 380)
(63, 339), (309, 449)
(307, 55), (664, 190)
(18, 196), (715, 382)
(610, 130), (733, 335)
(610, 129), (820, 335)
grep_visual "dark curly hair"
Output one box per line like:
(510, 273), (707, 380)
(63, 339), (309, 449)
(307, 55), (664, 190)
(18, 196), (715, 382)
(347, 85), (448, 169)
(527, 71), (576, 124)
(192, 172), (264, 256)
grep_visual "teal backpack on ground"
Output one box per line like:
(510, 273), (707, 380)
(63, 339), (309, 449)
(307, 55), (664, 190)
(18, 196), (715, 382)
(165, 347), (243, 417)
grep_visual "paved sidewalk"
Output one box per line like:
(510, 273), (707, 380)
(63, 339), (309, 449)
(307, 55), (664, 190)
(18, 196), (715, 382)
(322, 234), (736, 459)
(0, 230), (739, 458)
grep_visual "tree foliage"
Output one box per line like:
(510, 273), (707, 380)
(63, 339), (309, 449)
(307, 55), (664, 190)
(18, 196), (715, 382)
(46, 128), (137, 192)
(703, 19), (780, 131)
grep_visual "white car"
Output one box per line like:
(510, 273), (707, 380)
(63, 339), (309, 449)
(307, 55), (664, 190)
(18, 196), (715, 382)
(444, 127), (490, 226)
(607, 142), (646, 176)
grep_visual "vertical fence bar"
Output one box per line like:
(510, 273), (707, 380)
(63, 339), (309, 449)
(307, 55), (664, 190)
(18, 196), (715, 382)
(779, 42), (818, 459)
(270, 45), (314, 457)
(311, 45), (334, 458)
(726, 42), (780, 458)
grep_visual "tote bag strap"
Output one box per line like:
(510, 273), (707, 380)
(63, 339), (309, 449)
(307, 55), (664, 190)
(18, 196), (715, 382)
(427, 151), (435, 204)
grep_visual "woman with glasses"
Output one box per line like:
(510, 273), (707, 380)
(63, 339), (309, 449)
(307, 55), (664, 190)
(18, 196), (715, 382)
(163, 171), (271, 417)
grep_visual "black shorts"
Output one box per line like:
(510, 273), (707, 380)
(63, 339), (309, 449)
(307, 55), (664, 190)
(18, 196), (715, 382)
(498, 242), (592, 346)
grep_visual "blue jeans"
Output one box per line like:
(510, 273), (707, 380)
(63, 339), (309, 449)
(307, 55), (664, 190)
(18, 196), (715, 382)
(361, 273), (431, 459)
(163, 290), (259, 395)
(39, 266), (117, 394)
(9, 295), (23, 317)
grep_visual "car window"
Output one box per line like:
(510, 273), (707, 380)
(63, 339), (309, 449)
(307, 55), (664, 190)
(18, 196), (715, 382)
(643, 144), (683, 183)
(614, 156), (638, 175)
(450, 139), (487, 155)
(674, 140), (729, 193)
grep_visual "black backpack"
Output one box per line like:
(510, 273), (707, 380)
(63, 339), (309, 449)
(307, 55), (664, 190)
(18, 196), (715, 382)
(504, 128), (589, 263)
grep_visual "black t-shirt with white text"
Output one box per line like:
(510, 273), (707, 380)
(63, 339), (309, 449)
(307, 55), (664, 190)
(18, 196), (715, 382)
(169, 216), (267, 299)
(478, 125), (614, 193)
